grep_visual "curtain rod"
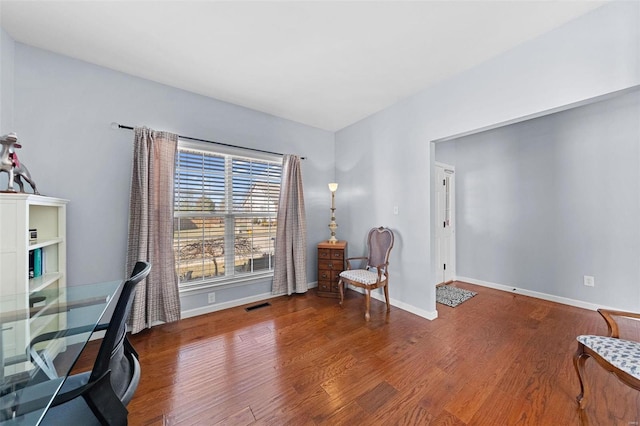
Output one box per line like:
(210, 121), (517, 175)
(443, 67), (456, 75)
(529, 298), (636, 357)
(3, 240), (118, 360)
(112, 122), (306, 160)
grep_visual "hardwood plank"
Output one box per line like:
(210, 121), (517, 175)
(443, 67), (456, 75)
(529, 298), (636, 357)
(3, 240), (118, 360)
(69, 283), (640, 425)
(356, 381), (398, 414)
(213, 406), (255, 426)
(319, 400), (368, 425)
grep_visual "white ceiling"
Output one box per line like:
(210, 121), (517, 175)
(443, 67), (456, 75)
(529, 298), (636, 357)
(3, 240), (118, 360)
(0, 1), (606, 131)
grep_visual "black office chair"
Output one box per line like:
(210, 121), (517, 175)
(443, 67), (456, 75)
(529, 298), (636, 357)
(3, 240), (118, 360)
(36, 261), (151, 425)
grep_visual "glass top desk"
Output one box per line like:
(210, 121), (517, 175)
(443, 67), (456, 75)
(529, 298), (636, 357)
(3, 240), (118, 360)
(0, 280), (122, 425)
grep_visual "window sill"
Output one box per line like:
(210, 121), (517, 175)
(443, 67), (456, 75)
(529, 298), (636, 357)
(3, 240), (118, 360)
(178, 271), (274, 294)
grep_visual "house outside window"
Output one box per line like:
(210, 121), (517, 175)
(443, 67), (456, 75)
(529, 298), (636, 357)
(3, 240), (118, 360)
(173, 140), (281, 290)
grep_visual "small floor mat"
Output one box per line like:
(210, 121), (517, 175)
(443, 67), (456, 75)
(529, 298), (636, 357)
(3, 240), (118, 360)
(436, 285), (477, 307)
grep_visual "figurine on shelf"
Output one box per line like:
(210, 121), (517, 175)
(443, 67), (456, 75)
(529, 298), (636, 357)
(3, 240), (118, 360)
(0, 132), (39, 194)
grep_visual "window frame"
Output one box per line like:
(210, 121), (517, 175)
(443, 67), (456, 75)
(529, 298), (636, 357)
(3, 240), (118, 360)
(174, 139), (282, 293)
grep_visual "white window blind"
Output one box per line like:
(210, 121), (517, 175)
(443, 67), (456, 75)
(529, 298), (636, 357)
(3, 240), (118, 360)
(174, 142), (281, 290)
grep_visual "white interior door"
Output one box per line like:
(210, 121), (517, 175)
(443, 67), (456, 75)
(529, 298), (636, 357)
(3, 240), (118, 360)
(435, 163), (455, 284)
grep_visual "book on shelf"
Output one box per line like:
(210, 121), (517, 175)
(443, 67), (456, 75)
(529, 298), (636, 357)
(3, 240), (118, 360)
(29, 249), (35, 279)
(33, 248), (42, 278)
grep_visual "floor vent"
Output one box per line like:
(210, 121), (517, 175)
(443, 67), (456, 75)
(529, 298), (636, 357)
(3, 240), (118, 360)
(245, 302), (271, 312)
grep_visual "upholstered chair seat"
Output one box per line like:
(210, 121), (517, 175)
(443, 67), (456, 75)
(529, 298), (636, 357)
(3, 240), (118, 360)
(574, 309), (640, 410)
(577, 335), (640, 379)
(339, 269), (387, 286)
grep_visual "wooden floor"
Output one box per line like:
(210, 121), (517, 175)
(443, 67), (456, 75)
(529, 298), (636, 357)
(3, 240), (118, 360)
(73, 282), (640, 425)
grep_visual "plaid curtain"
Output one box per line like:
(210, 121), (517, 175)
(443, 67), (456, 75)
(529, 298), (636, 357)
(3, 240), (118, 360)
(127, 127), (181, 333)
(272, 155), (307, 295)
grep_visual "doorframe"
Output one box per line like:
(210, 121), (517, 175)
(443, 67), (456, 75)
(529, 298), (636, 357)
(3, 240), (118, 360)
(435, 162), (456, 285)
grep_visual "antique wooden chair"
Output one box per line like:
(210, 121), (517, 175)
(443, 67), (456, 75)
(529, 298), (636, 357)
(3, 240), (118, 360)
(573, 309), (640, 409)
(338, 227), (394, 321)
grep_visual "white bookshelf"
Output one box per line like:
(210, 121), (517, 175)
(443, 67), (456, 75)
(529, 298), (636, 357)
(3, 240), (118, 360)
(0, 194), (68, 370)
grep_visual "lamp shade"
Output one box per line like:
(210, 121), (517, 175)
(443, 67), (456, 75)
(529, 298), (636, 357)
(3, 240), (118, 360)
(328, 183), (339, 192)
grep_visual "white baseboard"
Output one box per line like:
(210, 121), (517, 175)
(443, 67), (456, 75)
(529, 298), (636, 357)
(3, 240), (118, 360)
(346, 285), (438, 320)
(455, 276), (618, 312)
(90, 284), (319, 341)
(181, 282), (319, 319)
(126, 281), (440, 332)
(392, 298), (439, 320)
(116, 275), (612, 340)
(181, 292), (282, 319)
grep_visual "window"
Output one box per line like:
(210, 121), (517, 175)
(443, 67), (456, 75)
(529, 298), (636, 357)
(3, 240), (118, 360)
(173, 140), (281, 290)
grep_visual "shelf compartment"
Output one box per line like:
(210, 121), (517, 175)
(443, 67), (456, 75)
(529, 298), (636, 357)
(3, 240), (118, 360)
(29, 272), (63, 294)
(28, 237), (63, 251)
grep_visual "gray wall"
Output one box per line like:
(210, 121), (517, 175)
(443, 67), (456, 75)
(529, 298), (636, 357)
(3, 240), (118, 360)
(335, 1), (640, 317)
(436, 89), (640, 310)
(0, 27), (14, 133)
(4, 42), (334, 313)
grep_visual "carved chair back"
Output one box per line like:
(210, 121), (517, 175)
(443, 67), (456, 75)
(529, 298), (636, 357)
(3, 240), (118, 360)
(366, 227), (394, 271)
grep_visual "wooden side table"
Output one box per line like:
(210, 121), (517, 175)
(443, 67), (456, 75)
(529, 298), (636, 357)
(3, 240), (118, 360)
(317, 240), (347, 298)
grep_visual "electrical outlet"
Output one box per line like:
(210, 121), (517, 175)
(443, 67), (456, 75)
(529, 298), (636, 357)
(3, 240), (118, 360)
(208, 292), (216, 303)
(393, 206), (399, 215)
(583, 276), (595, 287)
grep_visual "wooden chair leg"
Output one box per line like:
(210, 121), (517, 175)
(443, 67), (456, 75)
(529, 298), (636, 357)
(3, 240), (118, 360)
(338, 278), (344, 307)
(573, 343), (590, 409)
(383, 284), (390, 313)
(364, 288), (371, 321)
